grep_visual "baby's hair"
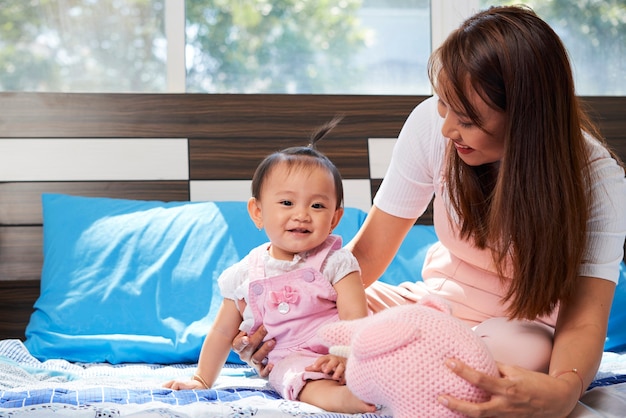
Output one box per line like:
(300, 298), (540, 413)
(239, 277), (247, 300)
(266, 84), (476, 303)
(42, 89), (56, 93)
(308, 115), (344, 148)
(251, 115), (345, 209)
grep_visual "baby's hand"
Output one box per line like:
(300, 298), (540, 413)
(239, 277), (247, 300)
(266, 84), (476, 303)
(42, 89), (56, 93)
(305, 354), (347, 384)
(162, 378), (205, 391)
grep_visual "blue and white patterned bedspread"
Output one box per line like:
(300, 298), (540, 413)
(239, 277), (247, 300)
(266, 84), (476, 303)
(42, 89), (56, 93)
(0, 339), (391, 417)
(2, 339), (626, 417)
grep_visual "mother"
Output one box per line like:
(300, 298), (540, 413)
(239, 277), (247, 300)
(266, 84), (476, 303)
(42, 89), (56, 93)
(235, 5), (626, 417)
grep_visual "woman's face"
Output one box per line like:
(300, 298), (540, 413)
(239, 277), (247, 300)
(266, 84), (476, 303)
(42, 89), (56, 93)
(436, 88), (506, 166)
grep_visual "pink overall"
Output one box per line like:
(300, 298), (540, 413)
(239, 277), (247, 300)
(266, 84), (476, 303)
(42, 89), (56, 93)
(246, 235), (343, 400)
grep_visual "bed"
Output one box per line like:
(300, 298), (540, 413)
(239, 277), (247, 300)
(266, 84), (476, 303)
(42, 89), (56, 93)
(0, 93), (624, 417)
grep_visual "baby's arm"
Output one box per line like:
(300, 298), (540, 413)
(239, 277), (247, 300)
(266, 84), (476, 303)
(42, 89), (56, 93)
(163, 299), (243, 390)
(304, 270), (369, 380)
(333, 270), (369, 320)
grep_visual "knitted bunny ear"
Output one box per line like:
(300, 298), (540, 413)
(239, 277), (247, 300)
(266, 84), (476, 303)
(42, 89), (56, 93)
(352, 307), (421, 360)
(318, 316), (365, 347)
(419, 294), (452, 315)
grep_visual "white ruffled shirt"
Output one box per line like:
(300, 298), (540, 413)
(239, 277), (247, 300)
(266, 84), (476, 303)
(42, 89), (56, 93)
(374, 95), (626, 284)
(218, 243), (360, 331)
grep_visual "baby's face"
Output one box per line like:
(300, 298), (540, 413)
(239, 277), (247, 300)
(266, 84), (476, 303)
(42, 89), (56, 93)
(254, 163), (341, 260)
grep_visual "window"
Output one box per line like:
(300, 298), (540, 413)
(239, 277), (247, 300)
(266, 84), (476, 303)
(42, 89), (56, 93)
(185, 0), (430, 94)
(478, 0), (625, 95)
(0, 1), (622, 95)
(0, 0), (167, 92)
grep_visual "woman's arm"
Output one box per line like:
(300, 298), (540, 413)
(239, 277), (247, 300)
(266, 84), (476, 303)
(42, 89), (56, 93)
(304, 270), (369, 379)
(333, 271), (369, 320)
(439, 276), (616, 417)
(345, 205), (416, 287)
(550, 276), (615, 405)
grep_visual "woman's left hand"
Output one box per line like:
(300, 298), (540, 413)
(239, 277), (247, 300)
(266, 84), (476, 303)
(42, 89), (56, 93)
(438, 359), (581, 417)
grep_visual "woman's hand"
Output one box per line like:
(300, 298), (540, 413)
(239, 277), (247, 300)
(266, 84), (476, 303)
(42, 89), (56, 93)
(231, 325), (275, 377)
(438, 359), (580, 417)
(305, 354), (348, 384)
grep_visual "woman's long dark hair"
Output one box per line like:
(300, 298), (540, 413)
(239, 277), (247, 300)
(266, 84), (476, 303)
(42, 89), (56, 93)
(428, 5), (605, 319)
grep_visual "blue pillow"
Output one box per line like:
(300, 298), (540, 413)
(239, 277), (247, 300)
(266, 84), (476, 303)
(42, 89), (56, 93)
(378, 224), (439, 285)
(25, 194), (366, 364)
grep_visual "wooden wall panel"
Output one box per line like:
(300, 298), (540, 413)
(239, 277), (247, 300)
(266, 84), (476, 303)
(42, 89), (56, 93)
(189, 137), (369, 180)
(0, 138), (188, 182)
(582, 97), (626, 163)
(0, 280), (39, 339)
(0, 227), (42, 282)
(0, 93), (623, 343)
(0, 93), (425, 139)
(0, 181), (190, 226)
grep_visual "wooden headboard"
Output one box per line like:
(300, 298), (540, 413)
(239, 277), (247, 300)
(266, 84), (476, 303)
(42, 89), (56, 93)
(0, 93), (624, 340)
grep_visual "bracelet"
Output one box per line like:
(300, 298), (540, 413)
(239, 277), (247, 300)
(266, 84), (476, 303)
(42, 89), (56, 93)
(192, 373), (210, 389)
(555, 368), (585, 399)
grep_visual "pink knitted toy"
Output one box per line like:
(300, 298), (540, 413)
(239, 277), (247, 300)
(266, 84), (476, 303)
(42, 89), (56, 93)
(318, 296), (499, 418)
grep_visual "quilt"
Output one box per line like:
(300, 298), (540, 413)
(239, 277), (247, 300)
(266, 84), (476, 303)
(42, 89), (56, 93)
(0, 340), (392, 417)
(2, 339), (626, 417)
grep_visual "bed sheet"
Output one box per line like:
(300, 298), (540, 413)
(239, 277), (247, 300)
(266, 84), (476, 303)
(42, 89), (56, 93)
(0, 340), (392, 417)
(1, 339), (626, 417)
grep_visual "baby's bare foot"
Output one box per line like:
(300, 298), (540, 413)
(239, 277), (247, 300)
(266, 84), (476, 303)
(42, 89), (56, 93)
(300, 381), (376, 414)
